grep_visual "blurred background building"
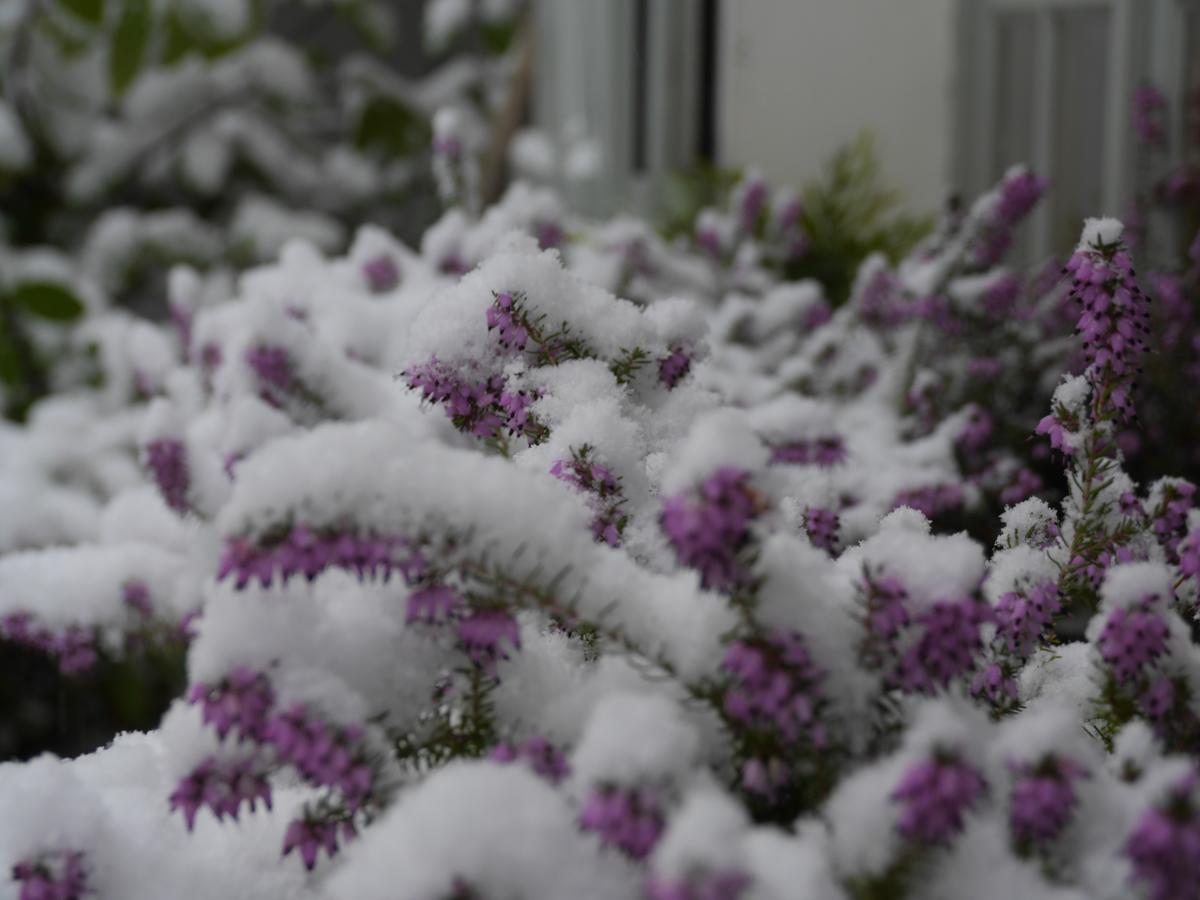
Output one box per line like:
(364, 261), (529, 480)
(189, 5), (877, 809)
(533, 0), (1200, 259)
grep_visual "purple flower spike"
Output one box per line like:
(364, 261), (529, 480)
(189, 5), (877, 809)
(893, 754), (986, 845)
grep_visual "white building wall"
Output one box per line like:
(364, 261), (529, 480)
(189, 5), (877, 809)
(718, 0), (957, 214)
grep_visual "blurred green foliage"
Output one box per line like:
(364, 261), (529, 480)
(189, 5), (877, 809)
(660, 132), (935, 305)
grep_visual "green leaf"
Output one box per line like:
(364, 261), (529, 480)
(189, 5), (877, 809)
(110, 0), (152, 97)
(355, 96), (427, 160)
(59, 0), (105, 25)
(0, 322), (22, 387)
(11, 282), (85, 321)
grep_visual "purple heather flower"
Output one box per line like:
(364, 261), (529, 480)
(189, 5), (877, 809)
(169, 756), (272, 830)
(660, 467), (762, 593)
(188, 666), (276, 742)
(122, 580), (152, 618)
(894, 599), (991, 694)
(1035, 413), (1073, 455)
(968, 169), (1047, 268)
(956, 407), (993, 453)
(1126, 770), (1200, 900)
(971, 662), (1018, 704)
(486, 292), (529, 350)
(11, 850), (89, 900)
(245, 344), (295, 394)
(893, 755), (986, 845)
(282, 816), (345, 871)
(1063, 232), (1150, 421)
(1150, 482), (1195, 563)
(803, 506), (839, 553)
(551, 451), (627, 546)
(722, 629), (826, 747)
(659, 347), (692, 389)
(1140, 676), (1178, 720)
(579, 786), (664, 859)
(217, 529), (424, 589)
(892, 483), (964, 519)
(1098, 603), (1170, 684)
(646, 870), (752, 900)
(363, 254), (401, 293)
(1179, 529), (1200, 580)
(769, 434), (846, 467)
(406, 585), (464, 624)
(265, 706), (370, 795)
(1009, 756), (1088, 851)
(737, 176), (768, 234)
(456, 608), (521, 670)
(994, 581), (1060, 657)
(535, 220), (565, 251)
(863, 575), (910, 643)
(144, 438), (190, 515)
(1, 614), (98, 674)
(999, 468), (1042, 506)
(489, 736), (570, 784)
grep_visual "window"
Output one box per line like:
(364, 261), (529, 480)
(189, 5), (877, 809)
(955, 0), (1193, 260)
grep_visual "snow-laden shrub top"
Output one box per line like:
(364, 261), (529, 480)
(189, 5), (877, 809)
(2, 165), (1200, 900)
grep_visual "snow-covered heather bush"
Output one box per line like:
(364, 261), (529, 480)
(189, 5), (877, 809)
(5, 138), (1200, 898)
(0, 0), (526, 420)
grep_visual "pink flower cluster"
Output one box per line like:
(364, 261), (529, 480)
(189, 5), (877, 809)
(455, 608), (522, 671)
(579, 786), (665, 860)
(11, 850), (88, 900)
(892, 754), (986, 845)
(188, 666), (276, 741)
(218, 528), (425, 588)
(661, 468), (763, 593)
